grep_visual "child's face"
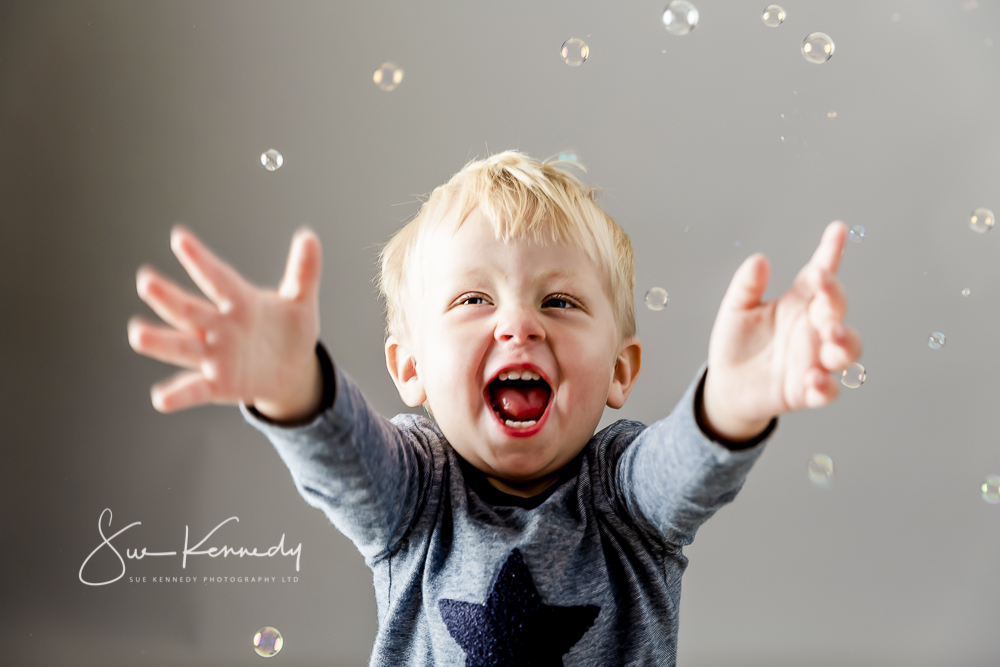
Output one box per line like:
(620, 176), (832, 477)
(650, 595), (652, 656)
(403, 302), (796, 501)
(386, 206), (641, 496)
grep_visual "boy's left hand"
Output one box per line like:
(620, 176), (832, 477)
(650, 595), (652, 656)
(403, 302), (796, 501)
(702, 221), (863, 442)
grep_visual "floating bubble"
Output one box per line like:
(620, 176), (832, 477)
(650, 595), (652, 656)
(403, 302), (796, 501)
(762, 5), (785, 27)
(983, 476), (1000, 504)
(807, 454), (834, 486)
(969, 207), (994, 234)
(827, 111), (837, 118)
(840, 362), (865, 389)
(962, 288), (971, 297)
(662, 1), (699, 36)
(373, 62), (404, 91)
(253, 627), (283, 657)
(260, 149), (283, 171)
(560, 38), (589, 66)
(928, 332), (946, 350)
(645, 287), (669, 311)
(802, 32), (835, 63)
(848, 225), (866, 242)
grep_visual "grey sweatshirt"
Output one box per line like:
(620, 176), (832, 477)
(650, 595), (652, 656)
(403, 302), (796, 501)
(240, 343), (774, 666)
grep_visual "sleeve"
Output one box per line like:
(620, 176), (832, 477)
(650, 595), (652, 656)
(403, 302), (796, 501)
(238, 342), (435, 562)
(615, 361), (776, 548)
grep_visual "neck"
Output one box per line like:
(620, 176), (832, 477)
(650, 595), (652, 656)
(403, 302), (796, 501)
(485, 472), (561, 498)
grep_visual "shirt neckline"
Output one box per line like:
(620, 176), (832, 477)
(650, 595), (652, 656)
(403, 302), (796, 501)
(455, 449), (583, 510)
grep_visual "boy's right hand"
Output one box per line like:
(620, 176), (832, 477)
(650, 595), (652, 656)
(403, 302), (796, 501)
(128, 225), (324, 422)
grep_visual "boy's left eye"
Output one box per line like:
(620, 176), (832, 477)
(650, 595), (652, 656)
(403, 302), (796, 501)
(543, 297), (575, 309)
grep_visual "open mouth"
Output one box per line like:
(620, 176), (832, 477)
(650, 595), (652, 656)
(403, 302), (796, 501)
(485, 369), (552, 429)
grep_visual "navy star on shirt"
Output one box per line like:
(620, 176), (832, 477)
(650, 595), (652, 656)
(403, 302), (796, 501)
(438, 548), (600, 667)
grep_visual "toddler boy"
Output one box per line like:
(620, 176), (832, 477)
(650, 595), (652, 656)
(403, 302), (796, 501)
(128, 151), (861, 665)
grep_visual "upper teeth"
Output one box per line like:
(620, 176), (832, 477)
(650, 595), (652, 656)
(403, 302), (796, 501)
(499, 370), (541, 381)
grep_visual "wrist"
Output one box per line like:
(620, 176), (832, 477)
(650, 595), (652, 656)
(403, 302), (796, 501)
(700, 370), (772, 443)
(251, 353), (323, 424)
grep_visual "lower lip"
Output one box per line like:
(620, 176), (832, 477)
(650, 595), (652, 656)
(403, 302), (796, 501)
(484, 389), (552, 438)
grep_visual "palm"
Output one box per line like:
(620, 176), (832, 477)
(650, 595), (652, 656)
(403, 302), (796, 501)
(199, 286), (318, 404)
(706, 221), (862, 425)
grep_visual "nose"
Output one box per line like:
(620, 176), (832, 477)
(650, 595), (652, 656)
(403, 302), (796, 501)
(494, 303), (545, 345)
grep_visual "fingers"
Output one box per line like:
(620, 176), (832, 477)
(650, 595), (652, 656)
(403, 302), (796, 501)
(721, 253), (770, 311)
(136, 265), (217, 333)
(170, 225), (247, 311)
(150, 370), (215, 413)
(806, 220), (848, 275)
(804, 268), (861, 371)
(807, 268), (847, 329)
(128, 316), (206, 370)
(278, 227), (323, 302)
(819, 324), (863, 371)
(803, 366), (839, 408)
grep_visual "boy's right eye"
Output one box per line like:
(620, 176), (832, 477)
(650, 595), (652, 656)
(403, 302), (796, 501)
(458, 295), (490, 306)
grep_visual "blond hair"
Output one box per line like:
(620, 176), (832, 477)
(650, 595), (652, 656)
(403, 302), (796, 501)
(376, 151), (636, 347)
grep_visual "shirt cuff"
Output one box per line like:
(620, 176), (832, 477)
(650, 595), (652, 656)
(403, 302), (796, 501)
(693, 365), (777, 451)
(240, 341), (338, 428)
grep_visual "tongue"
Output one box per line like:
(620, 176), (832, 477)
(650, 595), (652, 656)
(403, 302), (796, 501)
(494, 386), (549, 422)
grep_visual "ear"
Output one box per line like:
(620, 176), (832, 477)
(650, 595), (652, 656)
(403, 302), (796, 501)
(385, 335), (427, 407)
(607, 337), (642, 409)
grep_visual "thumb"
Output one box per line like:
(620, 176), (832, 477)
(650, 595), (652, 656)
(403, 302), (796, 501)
(721, 253), (770, 311)
(278, 227), (323, 302)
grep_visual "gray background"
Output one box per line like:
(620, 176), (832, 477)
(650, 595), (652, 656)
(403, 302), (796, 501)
(2, 1), (998, 665)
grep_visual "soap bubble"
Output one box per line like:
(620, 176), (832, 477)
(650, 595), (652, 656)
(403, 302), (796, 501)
(848, 225), (866, 242)
(961, 288), (971, 297)
(260, 149), (283, 171)
(928, 332), (946, 350)
(253, 627), (283, 657)
(982, 476), (1000, 504)
(373, 62), (404, 91)
(969, 207), (994, 234)
(645, 287), (669, 311)
(762, 5), (785, 27)
(840, 362), (865, 389)
(802, 32), (835, 63)
(807, 454), (834, 486)
(827, 111), (837, 118)
(662, 1), (699, 36)
(560, 38), (589, 66)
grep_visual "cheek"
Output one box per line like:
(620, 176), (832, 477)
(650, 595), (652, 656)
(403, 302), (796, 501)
(423, 325), (489, 407)
(557, 341), (612, 403)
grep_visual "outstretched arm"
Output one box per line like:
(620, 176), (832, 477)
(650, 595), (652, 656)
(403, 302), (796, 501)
(702, 220), (864, 442)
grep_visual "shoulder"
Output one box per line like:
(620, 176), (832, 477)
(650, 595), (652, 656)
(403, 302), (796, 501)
(389, 412), (450, 450)
(589, 419), (647, 458)
(585, 419), (647, 489)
